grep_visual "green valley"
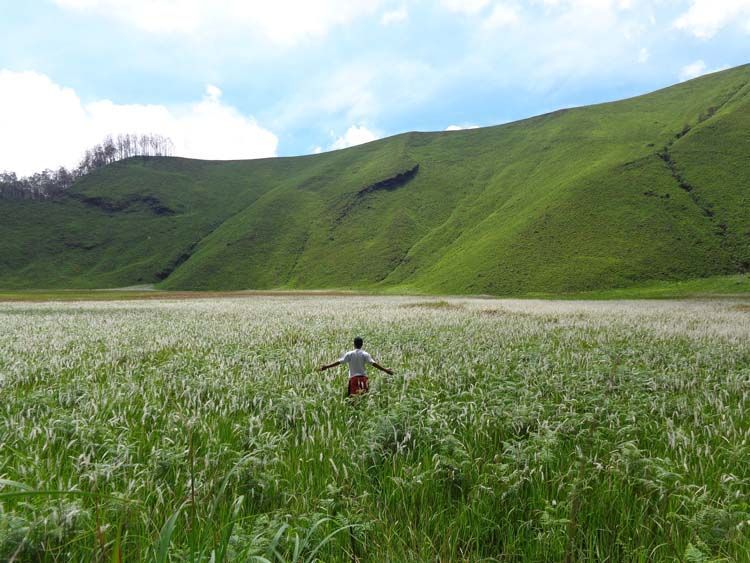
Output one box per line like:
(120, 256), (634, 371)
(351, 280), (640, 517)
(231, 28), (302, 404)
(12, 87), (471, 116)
(2, 65), (749, 295)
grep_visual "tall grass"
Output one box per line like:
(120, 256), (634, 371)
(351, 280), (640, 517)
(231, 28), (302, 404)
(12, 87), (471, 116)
(1, 297), (749, 561)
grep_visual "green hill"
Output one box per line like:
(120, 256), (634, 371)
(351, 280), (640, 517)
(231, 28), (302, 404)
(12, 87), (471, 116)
(2, 65), (749, 294)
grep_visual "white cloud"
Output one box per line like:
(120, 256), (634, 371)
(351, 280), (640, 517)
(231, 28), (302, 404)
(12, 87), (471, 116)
(445, 124), (480, 131)
(459, 0), (663, 90)
(0, 70), (277, 176)
(381, 6), (408, 25)
(678, 60), (730, 82)
(306, 67), (380, 123)
(329, 125), (379, 150)
(53, 0), (383, 45)
(674, 0), (750, 39)
(483, 3), (521, 28)
(272, 58), (440, 134)
(637, 47), (649, 63)
(303, 126), (380, 155)
(205, 84), (222, 101)
(679, 60), (707, 81)
(441, 0), (490, 15)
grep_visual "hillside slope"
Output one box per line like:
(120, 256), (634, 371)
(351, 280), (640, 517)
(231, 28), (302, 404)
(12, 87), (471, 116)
(1, 65), (749, 293)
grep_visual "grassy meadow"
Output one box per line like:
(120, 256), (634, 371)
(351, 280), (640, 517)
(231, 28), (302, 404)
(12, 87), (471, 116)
(1, 295), (750, 561)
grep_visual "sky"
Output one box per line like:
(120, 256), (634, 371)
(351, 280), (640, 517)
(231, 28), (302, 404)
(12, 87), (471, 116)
(0, 0), (748, 176)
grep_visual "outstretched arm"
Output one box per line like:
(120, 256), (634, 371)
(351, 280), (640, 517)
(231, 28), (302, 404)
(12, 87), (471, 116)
(372, 362), (394, 375)
(320, 361), (341, 372)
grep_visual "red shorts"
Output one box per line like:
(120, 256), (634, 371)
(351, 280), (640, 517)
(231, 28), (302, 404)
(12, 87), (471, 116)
(348, 375), (369, 396)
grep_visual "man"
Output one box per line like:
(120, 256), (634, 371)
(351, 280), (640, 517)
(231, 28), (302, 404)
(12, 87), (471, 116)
(320, 336), (393, 396)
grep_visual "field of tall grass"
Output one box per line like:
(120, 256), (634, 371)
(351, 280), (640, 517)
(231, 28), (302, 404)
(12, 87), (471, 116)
(1, 296), (749, 561)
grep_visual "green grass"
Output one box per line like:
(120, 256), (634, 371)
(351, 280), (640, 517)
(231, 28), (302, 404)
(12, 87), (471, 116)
(1, 65), (749, 294)
(0, 289), (374, 302)
(1, 296), (749, 561)
(528, 273), (750, 300)
(2, 274), (750, 303)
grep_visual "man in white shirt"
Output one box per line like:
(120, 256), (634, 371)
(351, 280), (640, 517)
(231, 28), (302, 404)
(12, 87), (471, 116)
(320, 336), (393, 396)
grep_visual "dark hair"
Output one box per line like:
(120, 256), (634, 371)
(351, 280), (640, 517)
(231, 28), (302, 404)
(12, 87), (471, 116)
(354, 336), (363, 349)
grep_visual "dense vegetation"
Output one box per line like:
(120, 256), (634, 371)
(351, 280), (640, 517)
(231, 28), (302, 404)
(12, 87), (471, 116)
(1, 296), (749, 561)
(1, 65), (749, 295)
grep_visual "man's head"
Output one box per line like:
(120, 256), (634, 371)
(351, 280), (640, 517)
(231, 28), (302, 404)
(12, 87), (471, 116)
(354, 336), (363, 349)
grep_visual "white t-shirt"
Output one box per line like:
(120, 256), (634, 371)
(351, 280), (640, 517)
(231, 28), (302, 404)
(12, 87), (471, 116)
(339, 349), (374, 377)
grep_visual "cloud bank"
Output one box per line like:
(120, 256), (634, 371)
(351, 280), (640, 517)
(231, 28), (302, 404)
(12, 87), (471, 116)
(0, 70), (277, 176)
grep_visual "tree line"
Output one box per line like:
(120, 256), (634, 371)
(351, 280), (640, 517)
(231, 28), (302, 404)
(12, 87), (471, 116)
(0, 134), (175, 200)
